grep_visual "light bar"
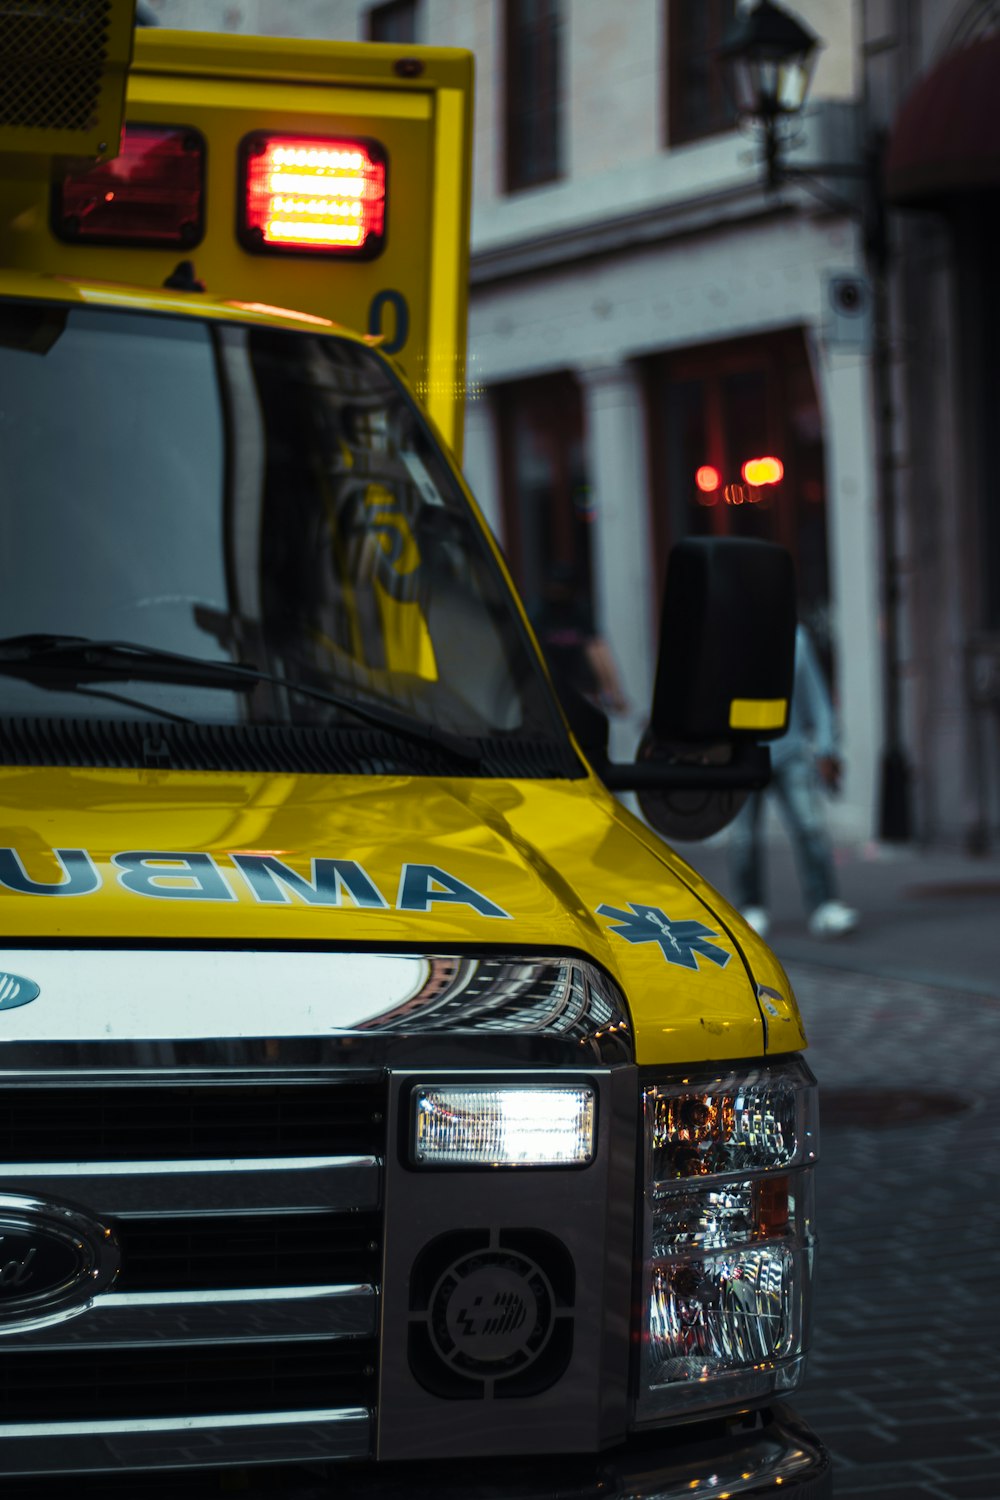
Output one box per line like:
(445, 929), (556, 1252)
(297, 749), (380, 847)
(239, 133), (387, 258)
(412, 1084), (596, 1167)
(53, 124), (205, 248)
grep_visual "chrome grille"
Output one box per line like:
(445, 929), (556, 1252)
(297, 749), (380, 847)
(0, 1072), (386, 1475)
(0, 947), (636, 1475)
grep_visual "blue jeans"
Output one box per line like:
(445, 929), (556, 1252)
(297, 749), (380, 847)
(728, 754), (837, 914)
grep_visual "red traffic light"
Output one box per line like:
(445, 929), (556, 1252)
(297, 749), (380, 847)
(741, 456), (784, 486)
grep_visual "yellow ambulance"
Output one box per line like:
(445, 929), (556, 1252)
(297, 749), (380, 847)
(0, 5), (830, 1495)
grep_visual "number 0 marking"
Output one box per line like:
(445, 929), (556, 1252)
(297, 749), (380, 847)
(368, 289), (409, 355)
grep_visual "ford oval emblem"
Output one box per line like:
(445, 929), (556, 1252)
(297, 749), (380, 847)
(0, 973), (39, 1012)
(0, 1194), (119, 1332)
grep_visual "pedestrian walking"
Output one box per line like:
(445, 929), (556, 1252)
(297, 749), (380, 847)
(728, 622), (858, 939)
(532, 564), (628, 716)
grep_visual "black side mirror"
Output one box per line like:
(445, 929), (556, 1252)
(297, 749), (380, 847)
(596, 538), (796, 840)
(650, 536), (796, 745)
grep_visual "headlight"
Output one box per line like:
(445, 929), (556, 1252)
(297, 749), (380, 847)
(635, 1056), (817, 1422)
(412, 1083), (596, 1167)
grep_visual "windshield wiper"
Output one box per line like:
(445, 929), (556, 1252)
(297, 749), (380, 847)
(0, 634), (481, 765)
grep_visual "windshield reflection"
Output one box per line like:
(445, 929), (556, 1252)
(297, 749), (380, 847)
(0, 303), (560, 744)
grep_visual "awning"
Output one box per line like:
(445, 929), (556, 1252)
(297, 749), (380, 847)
(885, 34), (1000, 204)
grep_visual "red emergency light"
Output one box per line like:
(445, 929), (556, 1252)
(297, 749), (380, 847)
(53, 125), (206, 248)
(238, 133), (387, 258)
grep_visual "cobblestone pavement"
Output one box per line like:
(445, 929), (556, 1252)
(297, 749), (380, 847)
(786, 962), (1000, 1498)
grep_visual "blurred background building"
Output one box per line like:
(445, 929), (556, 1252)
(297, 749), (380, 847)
(148, 0), (1000, 852)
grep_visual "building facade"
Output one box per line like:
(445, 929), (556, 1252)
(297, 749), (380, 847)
(149, 0), (998, 848)
(870, 0), (1000, 850)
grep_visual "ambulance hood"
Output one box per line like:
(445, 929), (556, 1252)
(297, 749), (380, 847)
(0, 766), (804, 1063)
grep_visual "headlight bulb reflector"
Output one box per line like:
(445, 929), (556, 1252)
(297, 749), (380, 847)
(635, 1057), (817, 1424)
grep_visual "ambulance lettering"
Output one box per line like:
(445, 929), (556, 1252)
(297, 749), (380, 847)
(367, 288), (409, 355)
(113, 852), (236, 902)
(0, 847), (508, 917)
(0, 848), (99, 897)
(396, 863), (511, 919)
(231, 854), (387, 908)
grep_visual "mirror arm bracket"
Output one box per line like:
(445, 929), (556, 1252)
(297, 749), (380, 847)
(594, 742), (772, 792)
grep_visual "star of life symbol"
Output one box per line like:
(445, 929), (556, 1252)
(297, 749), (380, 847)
(596, 903), (732, 971)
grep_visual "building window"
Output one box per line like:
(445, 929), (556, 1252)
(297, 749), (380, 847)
(504, 0), (564, 192)
(643, 328), (831, 661)
(495, 371), (592, 618)
(667, 0), (737, 146)
(496, 371), (612, 704)
(365, 0), (419, 43)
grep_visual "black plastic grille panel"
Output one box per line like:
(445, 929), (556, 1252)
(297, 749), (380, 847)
(0, 1340), (375, 1420)
(113, 1210), (381, 1291)
(0, 1080), (386, 1161)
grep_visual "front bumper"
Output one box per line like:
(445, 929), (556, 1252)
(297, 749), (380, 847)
(7, 1406), (831, 1500)
(335, 1407), (834, 1499)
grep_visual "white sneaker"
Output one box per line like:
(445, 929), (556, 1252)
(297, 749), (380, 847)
(741, 906), (771, 938)
(808, 900), (859, 938)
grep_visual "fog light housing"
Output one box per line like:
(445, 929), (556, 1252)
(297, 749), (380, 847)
(412, 1084), (596, 1167)
(636, 1056), (817, 1422)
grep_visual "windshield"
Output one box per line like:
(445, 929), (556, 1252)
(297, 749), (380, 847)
(0, 301), (569, 771)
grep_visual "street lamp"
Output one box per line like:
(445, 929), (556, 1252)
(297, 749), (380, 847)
(717, 0), (911, 843)
(718, 0), (820, 190)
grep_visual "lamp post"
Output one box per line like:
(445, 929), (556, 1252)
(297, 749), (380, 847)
(718, 0), (911, 843)
(718, 0), (820, 191)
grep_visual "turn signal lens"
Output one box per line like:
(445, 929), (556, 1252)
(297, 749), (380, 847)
(412, 1084), (596, 1167)
(647, 1063), (814, 1181)
(239, 133), (387, 257)
(53, 124), (205, 248)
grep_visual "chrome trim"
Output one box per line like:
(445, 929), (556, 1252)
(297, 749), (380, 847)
(0, 1192), (120, 1331)
(0, 1408), (372, 1476)
(0, 949), (632, 1058)
(0, 948), (430, 1040)
(0, 1059), (384, 1476)
(0, 1065), (384, 1086)
(0, 1155), (379, 1214)
(594, 1407), (832, 1499)
(353, 956), (626, 1039)
(0, 1407), (369, 1436)
(0, 1030), (621, 1067)
(0, 1283), (376, 1348)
